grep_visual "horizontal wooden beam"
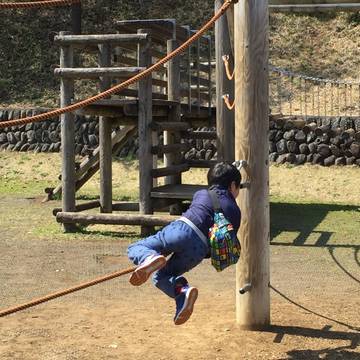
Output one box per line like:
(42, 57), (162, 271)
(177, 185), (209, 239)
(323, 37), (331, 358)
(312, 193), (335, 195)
(116, 19), (176, 42)
(150, 184), (206, 199)
(180, 89), (210, 102)
(98, 88), (168, 100)
(54, 33), (149, 45)
(150, 121), (190, 131)
(182, 130), (217, 140)
(151, 164), (190, 178)
(187, 159), (217, 168)
(190, 62), (211, 73)
(114, 54), (166, 74)
(180, 73), (210, 87)
(112, 201), (140, 212)
(151, 143), (190, 156)
(56, 212), (177, 226)
(52, 200), (100, 216)
(54, 67), (145, 79)
(270, 3), (360, 12)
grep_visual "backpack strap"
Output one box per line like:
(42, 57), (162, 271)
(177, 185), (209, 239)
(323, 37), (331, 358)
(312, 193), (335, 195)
(208, 189), (222, 212)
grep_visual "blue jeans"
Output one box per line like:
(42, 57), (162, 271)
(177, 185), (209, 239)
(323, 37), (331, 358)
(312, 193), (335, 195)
(127, 220), (209, 298)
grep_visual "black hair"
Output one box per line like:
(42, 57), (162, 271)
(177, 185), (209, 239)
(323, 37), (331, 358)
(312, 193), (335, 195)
(207, 162), (241, 188)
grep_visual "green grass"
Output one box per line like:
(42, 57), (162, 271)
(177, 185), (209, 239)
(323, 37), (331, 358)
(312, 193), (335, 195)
(270, 201), (360, 248)
(1, 152), (360, 245)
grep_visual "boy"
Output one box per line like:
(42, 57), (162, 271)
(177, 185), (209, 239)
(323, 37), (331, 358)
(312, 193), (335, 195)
(127, 162), (241, 325)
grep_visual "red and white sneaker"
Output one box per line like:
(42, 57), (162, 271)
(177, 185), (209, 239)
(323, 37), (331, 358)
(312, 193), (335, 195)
(129, 254), (166, 286)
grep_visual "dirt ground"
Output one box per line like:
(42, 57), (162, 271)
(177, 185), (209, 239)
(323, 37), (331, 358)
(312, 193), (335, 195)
(0, 196), (359, 360)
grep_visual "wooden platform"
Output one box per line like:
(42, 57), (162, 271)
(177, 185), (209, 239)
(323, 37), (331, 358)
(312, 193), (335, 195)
(77, 99), (216, 124)
(150, 184), (207, 200)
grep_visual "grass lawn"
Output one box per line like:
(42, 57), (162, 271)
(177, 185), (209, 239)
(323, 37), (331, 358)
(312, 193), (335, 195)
(0, 151), (359, 246)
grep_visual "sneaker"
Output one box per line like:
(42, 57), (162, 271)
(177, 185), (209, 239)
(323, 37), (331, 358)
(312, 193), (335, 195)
(129, 254), (166, 286)
(174, 285), (198, 325)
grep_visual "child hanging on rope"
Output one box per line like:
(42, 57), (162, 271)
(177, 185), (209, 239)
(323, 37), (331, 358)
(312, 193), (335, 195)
(127, 162), (241, 325)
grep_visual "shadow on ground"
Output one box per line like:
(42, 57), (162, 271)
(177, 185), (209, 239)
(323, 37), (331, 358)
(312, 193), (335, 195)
(270, 202), (360, 248)
(269, 324), (360, 359)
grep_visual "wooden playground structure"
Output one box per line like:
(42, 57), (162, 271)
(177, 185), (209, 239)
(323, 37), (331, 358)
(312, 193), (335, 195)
(54, 20), (218, 234)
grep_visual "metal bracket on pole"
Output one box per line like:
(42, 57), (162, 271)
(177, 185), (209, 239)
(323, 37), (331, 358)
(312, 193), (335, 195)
(239, 283), (252, 294)
(233, 160), (251, 189)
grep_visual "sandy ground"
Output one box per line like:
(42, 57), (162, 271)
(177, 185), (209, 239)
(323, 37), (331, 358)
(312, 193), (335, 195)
(0, 197), (359, 360)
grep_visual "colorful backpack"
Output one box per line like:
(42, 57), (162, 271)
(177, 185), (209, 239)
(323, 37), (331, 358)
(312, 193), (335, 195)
(208, 190), (241, 272)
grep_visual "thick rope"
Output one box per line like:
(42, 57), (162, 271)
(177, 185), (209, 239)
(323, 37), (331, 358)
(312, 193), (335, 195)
(0, 0), (80, 9)
(0, 0), (235, 130)
(0, 266), (136, 318)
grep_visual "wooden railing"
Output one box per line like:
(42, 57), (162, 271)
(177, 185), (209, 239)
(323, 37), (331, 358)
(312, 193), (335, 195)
(115, 19), (213, 114)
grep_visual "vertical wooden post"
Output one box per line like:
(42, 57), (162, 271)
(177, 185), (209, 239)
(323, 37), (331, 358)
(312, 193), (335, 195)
(166, 39), (182, 214)
(71, 2), (82, 35)
(215, 0), (235, 162)
(234, 0), (270, 329)
(207, 36), (213, 114)
(138, 29), (154, 236)
(60, 31), (76, 232)
(98, 43), (113, 213)
(196, 39), (201, 114)
(184, 26), (192, 113)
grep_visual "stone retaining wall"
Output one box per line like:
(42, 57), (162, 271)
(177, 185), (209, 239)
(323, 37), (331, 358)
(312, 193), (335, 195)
(269, 116), (360, 166)
(1, 108), (360, 166)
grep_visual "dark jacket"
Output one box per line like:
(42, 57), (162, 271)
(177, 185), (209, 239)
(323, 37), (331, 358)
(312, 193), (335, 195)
(182, 185), (241, 237)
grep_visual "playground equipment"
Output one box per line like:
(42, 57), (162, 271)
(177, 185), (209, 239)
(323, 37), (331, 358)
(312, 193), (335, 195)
(52, 22), (216, 236)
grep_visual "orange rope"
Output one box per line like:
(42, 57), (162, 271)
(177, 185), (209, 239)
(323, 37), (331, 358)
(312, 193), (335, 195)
(0, 0), (235, 130)
(222, 55), (235, 80)
(0, 266), (136, 318)
(222, 94), (235, 110)
(0, 0), (80, 8)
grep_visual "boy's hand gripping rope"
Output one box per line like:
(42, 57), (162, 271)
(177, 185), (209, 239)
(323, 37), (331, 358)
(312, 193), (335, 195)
(0, 0), (80, 9)
(0, 0), (237, 130)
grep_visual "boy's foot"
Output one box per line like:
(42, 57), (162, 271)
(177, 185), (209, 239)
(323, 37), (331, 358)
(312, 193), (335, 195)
(174, 285), (198, 325)
(129, 254), (166, 286)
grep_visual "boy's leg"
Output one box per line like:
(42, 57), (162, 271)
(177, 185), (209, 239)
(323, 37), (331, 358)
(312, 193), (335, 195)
(127, 221), (194, 286)
(127, 232), (167, 286)
(152, 250), (206, 325)
(127, 233), (163, 266)
(151, 222), (209, 325)
(152, 249), (206, 298)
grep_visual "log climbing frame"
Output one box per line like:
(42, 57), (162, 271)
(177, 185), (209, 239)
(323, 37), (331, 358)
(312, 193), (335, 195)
(52, 16), (222, 235)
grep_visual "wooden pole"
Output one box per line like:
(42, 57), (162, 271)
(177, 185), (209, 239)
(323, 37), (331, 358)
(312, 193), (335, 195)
(98, 43), (113, 213)
(165, 39), (183, 214)
(56, 212), (178, 226)
(138, 29), (154, 236)
(215, 0), (235, 162)
(234, 0), (270, 329)
(71, 2), (82, 35)
(196, 39), (201, 114)
(60, 31), (76, 232)
(185, 26), (192, 113)
(207, 36), (213, 115)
